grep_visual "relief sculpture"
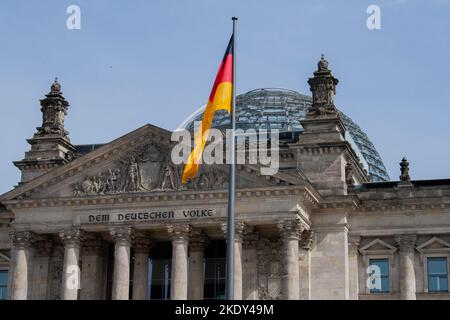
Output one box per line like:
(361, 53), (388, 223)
(71, 142), (229, 196)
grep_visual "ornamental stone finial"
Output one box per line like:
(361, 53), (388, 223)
(51, 77), (61, 94)
(307, 55), (339, 117)
(399, 157), (411, 182)
(318, 54), (329, 71)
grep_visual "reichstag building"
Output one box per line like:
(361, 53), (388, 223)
(1, 56), (449, 300)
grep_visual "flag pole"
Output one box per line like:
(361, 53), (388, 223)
(226, 16), (237, 300)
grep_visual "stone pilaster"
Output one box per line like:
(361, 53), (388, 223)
(80, 236), (106, 300)
(132, 235), (154, 300)
(168, 224), (190, 300)
(31, 239), (53, 300)
(110, 226), (133, 300)
(395, 234), (417, 300)
(221, 221), (246, 299)
(59, 228), (82, 300)
(278, 218), (304, 300)
(242, 232), (259, 300)
(188, 233), (208, 300)
(299, 230), (314, 300)
(348, 235), (360, 300)
(10, 231), (35, 300)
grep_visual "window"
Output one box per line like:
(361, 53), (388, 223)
(427, 257), (448, 292)
(369, 258), (389, 293)
(149, 242), (172, 300)
(0, 270), (8, 300)
(204, 241), (226, 300)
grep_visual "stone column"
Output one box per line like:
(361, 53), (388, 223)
(59, 228), (82, 300)
(299, 230), (314, 300)
(132, 235), (153, 300)
(188, 234), (208, 300)
(348, 235), (360, 300)
(395, 234), (417, 300)
(221, 221), (246, 300)
(278, 218), (303, 300)
(168, 224), (190, 300)
(80, 236), (106, 300)
(242, 233), (259, 300)
(110, 226), (133, 300)
(9, 231), (34, 300)
(31, 240), (53, 299)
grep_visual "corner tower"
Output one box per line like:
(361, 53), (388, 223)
(291, 56), (370, 196)
(14, 79), (75, 183)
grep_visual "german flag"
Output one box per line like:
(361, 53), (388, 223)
(182, 35), (234, 184)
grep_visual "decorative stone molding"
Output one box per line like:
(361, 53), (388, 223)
(5, 185), (312, 210)
(110, 226), (134, 247)
(416, 236), (450, 266)
(359, 238), (397, 267)
(300, 230), (315, 250)
(278, 218), (304, 241)
(9, 231), (35, 249)
(395, 234), (417, 252)
(59, 228), (83, 248)
(132, 235), (154, 254)
(221, 221), (247, 242)
(167, 224), (191, 244)
(348, 235), (361, 254)
(345, 161), (354, 187)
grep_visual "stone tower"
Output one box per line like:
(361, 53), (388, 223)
(14, 79), (75, 183)
(291, 56), (369, 196)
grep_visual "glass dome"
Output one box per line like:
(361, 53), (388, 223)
(179, 88), (390, 182)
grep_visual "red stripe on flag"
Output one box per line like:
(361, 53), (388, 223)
(208, 53), (233, 102)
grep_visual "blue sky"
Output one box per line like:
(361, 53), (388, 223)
(0, 0), (449, 193)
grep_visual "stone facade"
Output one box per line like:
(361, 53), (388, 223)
(1, 58), (450, 300)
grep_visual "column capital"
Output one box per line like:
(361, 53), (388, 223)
(348, 235), (361, 253)
(395, 234), (417, 252)
(110, 226), (134, 246)
(221, 221), (247, 242)
(34, 239), (53, 257)
(9, 231), (35, 248)
(167, 224), (190, 244)
(133, 234), (154, 253)
(300, 230), (315, 250)
(278, 218), (304, 241)
(59, 228), (83, 248)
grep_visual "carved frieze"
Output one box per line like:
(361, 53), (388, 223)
(71, 142), (229, 196)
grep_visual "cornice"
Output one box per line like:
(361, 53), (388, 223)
(2, 185), (315, 210)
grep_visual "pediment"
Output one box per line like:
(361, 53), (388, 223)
(359, 238), (397, 254)
(417, 237), (450, 253)
(1, 124), (305, 202)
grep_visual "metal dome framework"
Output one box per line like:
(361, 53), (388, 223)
(182, 88), (390, 182)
